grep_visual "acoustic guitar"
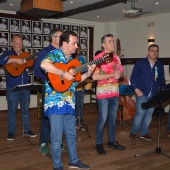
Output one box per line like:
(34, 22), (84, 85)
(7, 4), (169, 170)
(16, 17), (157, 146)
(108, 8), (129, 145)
(5, 52), (38, 76)
(47, 53), (112, 92)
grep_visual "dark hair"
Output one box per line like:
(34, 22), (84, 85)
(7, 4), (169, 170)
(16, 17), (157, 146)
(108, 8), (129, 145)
(49, 29), (63, 42)
(148, 44), (159, 51)
(95, 50), (102, 56)
(59, 31), (78, 47)
(101, 34), (113, 44)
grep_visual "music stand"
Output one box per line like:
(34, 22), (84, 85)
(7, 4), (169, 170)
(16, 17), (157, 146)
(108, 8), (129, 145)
(134, 89), (170, 158)
(8, 83), (42, 146)
(118, 84), (134, 127)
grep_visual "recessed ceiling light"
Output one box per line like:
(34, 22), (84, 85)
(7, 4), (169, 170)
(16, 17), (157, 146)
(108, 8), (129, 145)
(156, 2), (159, 5)
(10, 4), (13, 6)
(97, 16), (100, 18)
(70, 1), (73, 3)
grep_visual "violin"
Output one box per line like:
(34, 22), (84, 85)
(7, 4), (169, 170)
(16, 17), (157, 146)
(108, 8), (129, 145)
(117, 76), (136, 121)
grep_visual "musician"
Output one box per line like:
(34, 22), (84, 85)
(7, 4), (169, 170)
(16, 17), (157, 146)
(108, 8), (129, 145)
(34, 29), (66, 156)
(72, 43), (87, 130)
(92, 34), (125, 155)
(40, 31), (95, 170)
(129, 44), (165, 141)
(0, 35), (37, 140)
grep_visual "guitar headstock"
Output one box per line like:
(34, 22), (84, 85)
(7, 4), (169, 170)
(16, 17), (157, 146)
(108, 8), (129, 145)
(102, 53), (113, 63)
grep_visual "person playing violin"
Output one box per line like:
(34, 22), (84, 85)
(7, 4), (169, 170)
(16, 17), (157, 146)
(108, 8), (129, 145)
(129, 44), (166, 141)
(0, 35), (37, 141)
(92, 34), (125, 155)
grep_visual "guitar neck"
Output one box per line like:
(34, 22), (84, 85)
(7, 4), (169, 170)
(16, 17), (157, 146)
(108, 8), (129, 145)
(25, 52), (38, 61)
(75, 56), (106, 73)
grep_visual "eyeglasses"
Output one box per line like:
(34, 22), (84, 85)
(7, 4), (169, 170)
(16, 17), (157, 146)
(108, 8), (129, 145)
(149, 50), (159, 53)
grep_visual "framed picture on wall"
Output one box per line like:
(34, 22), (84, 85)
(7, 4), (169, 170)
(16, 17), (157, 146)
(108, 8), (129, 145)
(80, 26), (87, 37)
(43, 35), (50, 47)
(32, 34), (42, 47)
(22, 34), (31, 47)
(32, 21), (42, 34)
(62, 24), (70, 31)
(0, 46), (8, 55)
(10, 18), (20, 32)
(0, 17), (9, 31)
(0, 75), (6, 89)
(0, 32), (9, 46)
(80, 38), (88, 50)
(43, 22), (51, 34)
(80, 51), (88, 61)
(33, 48), (41, 54)
(21, 20), (31, 33)
(71, 25), (79, 36)
(53, 23), (61, 30)
(0, 66), (5, 75)
(23, 48), (32, 54)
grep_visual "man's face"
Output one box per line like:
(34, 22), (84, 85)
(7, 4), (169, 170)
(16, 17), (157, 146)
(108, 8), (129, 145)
(147, 46), (159, 60)
(53, 31), (63, 47)
(64, 35), (78, 55)
(102, 36), (114, 53)
(12, 37), (23, 53)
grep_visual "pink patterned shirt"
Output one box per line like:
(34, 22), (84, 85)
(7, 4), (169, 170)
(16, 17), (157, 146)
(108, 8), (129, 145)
(94, 51), (124, 99)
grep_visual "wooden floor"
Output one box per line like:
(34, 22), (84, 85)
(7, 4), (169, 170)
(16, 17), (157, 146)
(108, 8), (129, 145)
(0, 104), (170, 170)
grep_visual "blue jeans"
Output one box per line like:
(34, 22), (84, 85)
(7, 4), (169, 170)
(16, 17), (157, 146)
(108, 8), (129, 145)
(166, 110), (170, 132)
(131, 94), (154, 136)
(6, 87), (31, 135)
(48, 114), (78, 169)
(96, 97), (118, 144)
(39, 86), (50, 145)
(75, 90), (84, 126)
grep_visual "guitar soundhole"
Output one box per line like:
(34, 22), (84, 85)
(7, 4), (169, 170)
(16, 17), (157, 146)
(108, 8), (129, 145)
(61, 79), (65, 84)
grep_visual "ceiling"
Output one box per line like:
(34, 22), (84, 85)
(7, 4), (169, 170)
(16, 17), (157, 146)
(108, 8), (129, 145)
(0, 0), (170, 22)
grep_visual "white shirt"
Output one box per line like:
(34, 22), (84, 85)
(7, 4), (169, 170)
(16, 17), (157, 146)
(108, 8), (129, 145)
(0, 23), (7, 31)
(0, 38), (8, 45)
(81, 43), (87, 50)
(22, 25), (30, 32)
(0, 81), (6, 88)
(34, 27), (41, 33)
(44, 27), (50, 34)
(80, 31), (87, 37)
(33, 39), (40, 46)
(43, 40), (50, 47)
(11, 25), (19, 32)
(23, 39), (31, 47)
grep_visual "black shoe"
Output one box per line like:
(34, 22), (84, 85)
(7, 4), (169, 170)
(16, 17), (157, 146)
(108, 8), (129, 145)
(96, 144), (106, 155)
(7, 133), (14, 141)
(108, 141), (125, 150)
(24, 130), (37, 137)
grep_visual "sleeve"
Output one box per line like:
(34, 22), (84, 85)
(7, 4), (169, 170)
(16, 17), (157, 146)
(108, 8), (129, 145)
(130, 62), (140, 89)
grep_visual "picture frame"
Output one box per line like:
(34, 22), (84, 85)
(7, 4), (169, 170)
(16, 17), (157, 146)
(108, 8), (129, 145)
(43, 22), (51, 34)
(71, 25), (79, 36)
(32, 21), (42, 34)
(0, 17), (9, 31)
(22, 34), (31, 47)
(32, 34), (42, 47)
(10, 18), (20, 32)
(80, 51), (88, 61)
(21, 19), (31, 33)
(0, 32), (9, 46)
(53, 23), (61, 30)
(80, 26), (88, 37)
(62, 24), (70, 31)
(0, 46), (8, 55)
(43, 35), (50, 47)
(80, 38), (88, 50)
(0, 75), (6, 89)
